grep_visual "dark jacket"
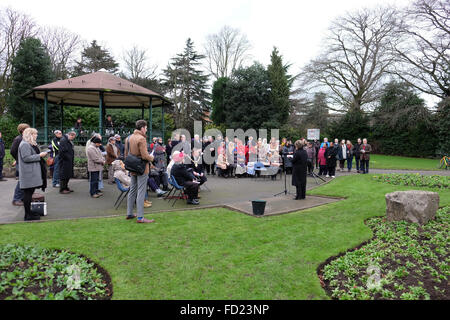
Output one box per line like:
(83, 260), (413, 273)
(353, 143), (362, 158)
(282, 145), (295, 168)
(325, 146), (337, 167)
(0, 138), (5, 159)
(116, 141), (125, 160)
(10, 135), (23, 161)
(291, 148), (308, 187)
(171, 163), (195, 187)
(58, 134), (75, 179)
(51, 136), (61, 156)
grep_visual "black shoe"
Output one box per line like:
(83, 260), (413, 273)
(24, 214), (40, 221)
(187, 199), (200, 205)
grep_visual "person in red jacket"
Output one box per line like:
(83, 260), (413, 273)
(317, 144), (328, 176)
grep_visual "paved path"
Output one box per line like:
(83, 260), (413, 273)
(0, 168), (447, 224)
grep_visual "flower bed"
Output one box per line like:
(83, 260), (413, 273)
(0, 244), (112, 300)
(373, 173), (450, 189)
(318, 206), (449, 300)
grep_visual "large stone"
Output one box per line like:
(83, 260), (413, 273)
(385, 190), (439, 225)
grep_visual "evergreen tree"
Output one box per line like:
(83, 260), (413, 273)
(210, 77), (229, 125)
(223, 62), (274, 130)
(7, 37), (55, 125)
(371, 81), (437, 157)
(327, 109), (370, 144)
(434, 97), (449, 157)
(267, 47), (291, 126)
(73, 40), (119, 76)
(162, 38), (210, 132)
(303, 92), (329, 133)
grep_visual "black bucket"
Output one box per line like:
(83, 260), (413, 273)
(251, 200), (266, 215)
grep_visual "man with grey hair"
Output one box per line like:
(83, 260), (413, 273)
(59, 130), (76, 194)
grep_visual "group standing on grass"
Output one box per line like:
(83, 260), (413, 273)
(318, 137), (372, 178)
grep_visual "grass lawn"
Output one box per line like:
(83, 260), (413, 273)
(366, 154), (440, 171)
(0, 174), (449, 300)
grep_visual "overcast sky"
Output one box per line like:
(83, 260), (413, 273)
(2, 0), (438, 106)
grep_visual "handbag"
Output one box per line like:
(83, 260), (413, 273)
(124, 153), (146, 175)
(47, 157), (54, 166)
(31, 202), (47, 216)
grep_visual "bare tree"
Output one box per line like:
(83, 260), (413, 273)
(300, 7), (401, 112)
(39, 25), (81, 80)
(204, 25), (251, 80)
(121, 45), (157, 82)
(393, 0), (449, 99)
(0, 7), (37, 114)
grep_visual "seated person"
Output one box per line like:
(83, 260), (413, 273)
(112, 159), (131, 187)
(216, 152), (230, 178)
(170, 152), (200, 205)
(147, 172), (167, 197)
(267, 151), (282, 180)
(187, 148), (207, 186)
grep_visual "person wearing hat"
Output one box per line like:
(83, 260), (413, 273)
(170, 151), (200, 205)
(106, 136), (120, 184)
(87, 136), (105, 198)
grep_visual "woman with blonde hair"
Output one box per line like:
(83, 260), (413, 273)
(18, 128), (48, 220)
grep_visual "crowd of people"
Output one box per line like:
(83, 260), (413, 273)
(3, 117), (373, 222)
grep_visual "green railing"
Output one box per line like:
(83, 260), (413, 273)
(36, 127), (163, 146)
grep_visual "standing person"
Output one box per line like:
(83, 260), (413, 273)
(51, 130), (62, 187)
(59, 131), (76, 194)
(18, 128), (48, 221)
(325, 141), (337, 178)
(314, 139), (320, 168)
(10, 123), (30, 206)
(338, 139), (347, 172)
(320, 137), (330, 148)
(353, 138), (362, 173)
(87, 136), (105, 198)
(305, 141), (316, 174)
(0, 131), (6, 181)
(125, 120), (155, 223)
(291, 140), (308, 200)
(360, 138), (372, 174)
(115, 134), (124, 160)
(282, 140), (294, 174)
(318, 144), (328, 176)
(346, 140), (354, 172)
(204, 136), (215, 175)
(106, 136), (120, 184)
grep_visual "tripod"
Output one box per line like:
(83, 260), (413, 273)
(274, 165), (295, 197)
(308, 167), (326, 185)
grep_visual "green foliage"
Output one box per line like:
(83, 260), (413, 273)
(435, 97), (450, 156)
(267, 47), (291, 125)
(371, 82), (437, 157)
(323, 206), (449, 300)
(210, 77), (229, 125)
(302, 92), (329, 134)
(373, 173), (450, 189)
(7, 37), (56, 125)
(0, 244), (110, 300)
(222, 62), (275, 130)
(0, 114), (20, 147)
(327, 109), (370, 143)
(162, 38), (211, 132)
(73, 40), (119, 76)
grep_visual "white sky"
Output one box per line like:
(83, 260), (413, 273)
(1, 0), (439, 106)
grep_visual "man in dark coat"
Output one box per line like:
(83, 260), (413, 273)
(325, 142), (338, 178)
(353, 138), (362, 173)
(170, 152), (200, 205)
(291, 140), (308, 200)
(58, 131), (76, 194)
(0, 131), (6, 181)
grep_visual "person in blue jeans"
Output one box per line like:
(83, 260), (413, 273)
(51, 130), (62, 187)
(346, 140), (354, 172)
(359, 138), (372, 174)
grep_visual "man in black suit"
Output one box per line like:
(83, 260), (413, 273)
(170, 152), (200, 205)
(291, 139), (308, 200)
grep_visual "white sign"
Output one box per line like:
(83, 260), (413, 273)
(307, 129), (320, 140)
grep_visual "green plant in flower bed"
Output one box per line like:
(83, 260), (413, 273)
(373, 173), (450, 189)
(321, 206), (450, 300)
(0, 244), (111, 300)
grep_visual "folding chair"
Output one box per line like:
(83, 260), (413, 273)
(164, 176), (188, 207)
(114, 178), (129, 210)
